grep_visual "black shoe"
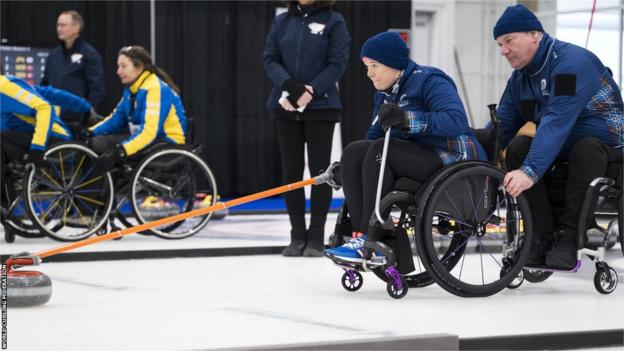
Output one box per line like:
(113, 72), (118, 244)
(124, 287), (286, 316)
(303, 228), (324, 257)
(302, 247), (323, 257)
(525, 232), (550, 266)
(282, 243), (304, 256)
(545, 229), (578, 269)
(282, 228), (306, 257)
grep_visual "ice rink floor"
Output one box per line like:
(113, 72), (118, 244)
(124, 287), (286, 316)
(1, 213), (623, 350)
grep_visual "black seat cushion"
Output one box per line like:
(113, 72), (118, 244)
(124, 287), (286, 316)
(393, 177), (422, 194)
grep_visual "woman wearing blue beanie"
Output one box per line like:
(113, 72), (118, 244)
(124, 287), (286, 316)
(325, 32), (486, 266)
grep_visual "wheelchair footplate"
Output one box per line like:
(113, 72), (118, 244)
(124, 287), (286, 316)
(523, 261), (582, 273)
(325, 240), (409, 299)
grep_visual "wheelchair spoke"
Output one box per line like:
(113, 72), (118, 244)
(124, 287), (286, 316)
(59, 151), (67, 188)
(67, 154), (87, 189)
(476, 236), (503, 268)
(440, 232), (470, 265)
(75, 194), (106, 207)
(435, 212), (473, 229)
(40, 195), (64, 221)
(464, 178), (481, 223)
(73, 195), (94, 215)
(31, 191), (63, 196)
(40, 169), (64, 191)
(62, 196), (69, 226)
(478, 236), (485, 285)
(75, 175), (105, 189)
(458, 247), (467, 280)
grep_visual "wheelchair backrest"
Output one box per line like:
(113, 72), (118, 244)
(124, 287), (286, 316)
(471, 104), (503, 166)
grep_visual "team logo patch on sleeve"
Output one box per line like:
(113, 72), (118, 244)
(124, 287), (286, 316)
(554, 74), (577, 96)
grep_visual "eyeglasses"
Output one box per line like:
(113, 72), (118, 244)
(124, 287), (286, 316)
(121, 46), (134, 53)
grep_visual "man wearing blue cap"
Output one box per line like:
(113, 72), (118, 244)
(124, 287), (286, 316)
(324, 31), (486, 266)
(493, 5), (623, 268)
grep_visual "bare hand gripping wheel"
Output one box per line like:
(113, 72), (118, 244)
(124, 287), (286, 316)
(4, 168), (339, 307)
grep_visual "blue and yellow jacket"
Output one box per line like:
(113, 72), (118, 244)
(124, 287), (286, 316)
(0, 75), (74, 150)
(89, 71), (187, 156)
(497, 33), (624, 182)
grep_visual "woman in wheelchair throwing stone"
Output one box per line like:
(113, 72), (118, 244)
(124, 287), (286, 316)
(87, 45), (187, 173)
(324, 32), (487, 265)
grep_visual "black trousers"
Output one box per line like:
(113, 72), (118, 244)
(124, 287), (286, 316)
(340, 139), (443, 232)
(1, 131), (63, 204)
(506, 136), (622, 239)
(275, 119), (335, 231)
(90, 134), (131, 155)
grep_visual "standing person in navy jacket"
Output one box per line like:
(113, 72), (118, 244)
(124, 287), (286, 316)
(41, 10), (105, 133)
(264, 0), (350, 257)
(324, 32), (486, 264)
(493, 5), (624, 268)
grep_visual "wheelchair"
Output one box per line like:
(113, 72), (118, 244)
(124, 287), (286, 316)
(326, 105), (533, 299)
(2, 142), (115, 242)
(104, 142), (218, 239)
(2, 140), (218, 242)
(520, 149), (622, 294)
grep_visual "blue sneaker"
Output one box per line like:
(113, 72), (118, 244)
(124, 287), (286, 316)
(324, 235), (367, 262)
(325, 235), (387, 263)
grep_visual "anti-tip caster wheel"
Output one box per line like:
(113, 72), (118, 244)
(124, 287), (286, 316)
(594, 266), (618, 294)
(5, 228), (15, 243)
(523, 268), (553, 283)
(341, 270), (363, 292)
(505, 269), (524, 289)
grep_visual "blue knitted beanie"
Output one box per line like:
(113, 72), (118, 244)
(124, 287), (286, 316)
(493, 4), (544, 40)
(360, 32), (409, 70)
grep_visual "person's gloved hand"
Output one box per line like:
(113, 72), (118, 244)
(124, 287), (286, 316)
(25, 149), (46, 169)
(80, 128), (93, 141)
(85, 108), (104, 126)
(282, 79), (309, 108)
(93, 144), (126, 176)
(325, 162), (341, 190)
(378, 103), (409, 132)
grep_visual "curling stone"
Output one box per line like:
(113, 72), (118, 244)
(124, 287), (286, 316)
(4, 255), (52, 307)
(7, 269), (52, 307)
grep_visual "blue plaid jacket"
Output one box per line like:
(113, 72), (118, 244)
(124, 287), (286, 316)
(366, 61), (486, 165)
(497, 33), (624, 182)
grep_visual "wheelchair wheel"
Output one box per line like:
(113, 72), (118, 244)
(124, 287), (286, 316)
(2, 199), (45, 240)
(2, 173), (46, 240)
(24, 143), (114, 241)
(130, 148), (217, 239)
(418, 164), (533, 297)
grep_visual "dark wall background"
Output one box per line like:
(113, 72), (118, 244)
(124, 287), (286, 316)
(1, 0), (410, 197)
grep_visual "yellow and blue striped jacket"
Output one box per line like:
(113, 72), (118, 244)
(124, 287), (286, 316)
(0, 75), (73, 150)
(89, 71), (187, 156)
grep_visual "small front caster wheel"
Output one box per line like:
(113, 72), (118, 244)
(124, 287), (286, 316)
(341, 270), (363, 292)
(386, 278), (408, 299)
